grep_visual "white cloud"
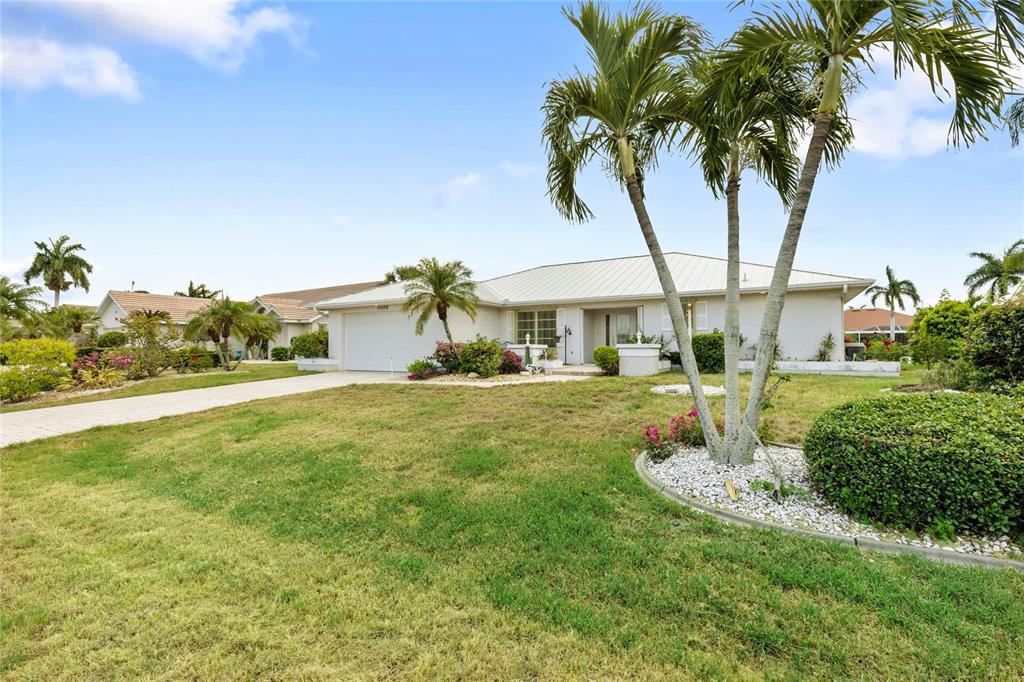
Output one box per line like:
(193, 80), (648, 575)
(0, 35), (139, 100)
(52, 1), (302, 73)
(0, 260), (28, 277)
(331, 215), (351, 228)
(436, 172), (485, 206)
(500, 160), (540, 178)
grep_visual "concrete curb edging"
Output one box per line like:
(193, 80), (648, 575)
(634, 453), (1024, 573)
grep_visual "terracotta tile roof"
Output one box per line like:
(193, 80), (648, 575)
(844, 307), (914, 332)
(107, 290), (213, 323)
(253, 295), (323, 322)
(259, 281), (382, 307)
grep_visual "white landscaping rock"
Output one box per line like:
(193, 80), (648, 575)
(647, 445), (1022, 560)
(651, 384), (726, 396)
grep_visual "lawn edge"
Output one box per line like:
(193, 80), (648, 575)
(633, 452), (1024, 574)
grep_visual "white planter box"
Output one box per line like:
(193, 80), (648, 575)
(737, 360), (900, 377)
(505, 344), (548, 365)
(616, 343), (662, 377)
(297, 358), (339, 372)
(540, 359), (564, 370)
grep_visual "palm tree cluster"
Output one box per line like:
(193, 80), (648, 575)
(543, 0), (1019, 464)
(183, 298), (280, 370)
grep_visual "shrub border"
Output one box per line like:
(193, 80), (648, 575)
(633, 450), (1024, 573)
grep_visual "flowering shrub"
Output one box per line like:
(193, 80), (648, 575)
(668, 409), (701, 443)
(433, 342), (464, 373)
(407, 358), (438, 381)
(864, 339), (906, 362)
(642, 423), (673, 461)
(499, 349), (523, 374)
(67, 351), (133, 389)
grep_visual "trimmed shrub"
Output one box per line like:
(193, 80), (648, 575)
(592, 345), (618, 375)
(0, 367), (40, 403)
(691, 333), (724, 373)
(499, 349), (523, 374)
(804, 393), (1024, 537)
(406, 358), (437, 381)
(909, 299), (974, 355)
(291, 328), (328, 358)
(270, 346), (293, 361)
(458, 336), (502, 378)
(963, 299), (1024, 388)
(97, 330), (129, 348)
(0, 338), (76, 367)
(433, 342), (464, 373)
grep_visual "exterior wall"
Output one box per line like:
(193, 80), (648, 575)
(96, 300), (126, 332)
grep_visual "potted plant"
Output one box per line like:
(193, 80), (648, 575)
(540, 346), (562, 370)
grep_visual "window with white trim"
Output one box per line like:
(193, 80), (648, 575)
(516, 310), (557, 345)
(694, 300), (709, 331)
(661, 303), (672, 331)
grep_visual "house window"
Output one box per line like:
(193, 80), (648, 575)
(616, 313), (632, 344)
(516, 310), (557, 346)
(694, 300), (709, 332)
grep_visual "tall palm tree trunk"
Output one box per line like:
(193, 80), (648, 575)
(736, 110), (835, 460)
(438, 309), (456, 347)
(723, 150), (743, 459)
(889, 306), (896, 340)
(53, 288), (60, 307)
(623, 174), (723, 459)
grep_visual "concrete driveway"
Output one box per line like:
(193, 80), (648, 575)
(0, 371), (399, 447)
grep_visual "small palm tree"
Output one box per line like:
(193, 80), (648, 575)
(964, 239), (1024, 301)
(49, 305), (99, 336)
(183, 298), (256, 371)
(402, 258), (479, 346)
(0, 276), (45, 321)
(23, 235), (94, 306)
(175, 281), (221, 299)
(865, 266), (922, 340)
(543, 2), (727, 456)
(238, 313), (280, 359)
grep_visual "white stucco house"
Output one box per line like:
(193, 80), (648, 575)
(252, 281), (380, 349)
(95, 290), (214, 336)
(312, 253), (873, 372)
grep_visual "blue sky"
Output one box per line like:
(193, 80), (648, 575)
(2, 1), (1022, 309)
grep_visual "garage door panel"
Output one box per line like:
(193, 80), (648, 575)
(344, 311), (438, 371)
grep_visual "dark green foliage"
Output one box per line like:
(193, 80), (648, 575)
(909, 300), (974, 345)
(96, 330), (128, 348)
(458, 336), (502, 378)
(270, 346), (293, 361)
(592, 345), (618, 375)
(909, 335), (951, 369)
(691, 333), (724, 373)
(963, 299), (1024, 388)
(291, 328), (328, 359)
(804, 393), (1024, 537)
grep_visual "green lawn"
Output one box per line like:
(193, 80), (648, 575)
(1, 362), (312, 413)
(3, 372), (1021, 679)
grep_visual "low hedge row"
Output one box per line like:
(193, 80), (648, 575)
(804, 392), (1024, 537)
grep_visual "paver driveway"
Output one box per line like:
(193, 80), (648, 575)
(0, 371), (399, 447)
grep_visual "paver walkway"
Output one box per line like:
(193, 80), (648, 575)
(0, 371), (399, 447)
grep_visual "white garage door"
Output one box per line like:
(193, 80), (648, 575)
(344, 310), (438, 371)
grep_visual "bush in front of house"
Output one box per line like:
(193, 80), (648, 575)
(433, 342), (464, 373)
(691, 332), (724, 373)
(909, 334), (950, 368)
(499, 349), (523, 374)
(592, 345), (618, 375)
(962, 299), (1024, 389)
(863, 339), (907, 362)
(458, 336), (502, 377)
(406, 358), (438, 381)
(804, 393), (1024, 537)
(0, 338), (77, 402)
(291, 328), (328, 358)
(0, 338), (77, 367)
(0, 367), (41, 403)
(270, 346), (292, 361)
(97, 330), (129, 348)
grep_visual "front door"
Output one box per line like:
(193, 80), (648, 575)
(604, 312), (634, 345)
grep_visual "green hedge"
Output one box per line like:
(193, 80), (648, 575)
(804, 393), (1024, 537)
(97, 330), (129, 348)
(458, 336), (502, 378)
(592, 345), (618, 375)
(291, 328), (328, 359)
(270, 346), (293, 361)
(692, 333), (724, 373)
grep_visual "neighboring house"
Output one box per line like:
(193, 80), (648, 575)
(253, 281), (381, 348)
(314, 253), (873, 372)
(844, 307), (914, 342)
(95, 290), (213, 335)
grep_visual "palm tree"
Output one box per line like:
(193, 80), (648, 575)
(684, 54), (852, 459)
(964, 238), (1024, 301)
(183, 298), (257, 371)
(48, 305), (99, 335)
(23, 235), (94, 306)
(717, 0), (1007, 461)
(401, 258), (479, 346)
(543, 2), (730, 457)
(1007, 98), (1023, 146)
(175, 281), (221, 299)
(383, 265), (422, 284)
(238, 313), (280, 360)
(0, 276), (45, 321)
(865, 266), (922, 340)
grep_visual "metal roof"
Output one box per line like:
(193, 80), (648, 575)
(315, 252), (872, 309)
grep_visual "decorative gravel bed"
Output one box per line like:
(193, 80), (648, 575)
(647, 445), (1022, 560)
(651, 384), (726, 396)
